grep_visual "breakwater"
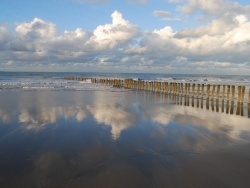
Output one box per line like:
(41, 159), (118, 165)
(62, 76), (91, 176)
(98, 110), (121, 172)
(65, 77), (250, 118)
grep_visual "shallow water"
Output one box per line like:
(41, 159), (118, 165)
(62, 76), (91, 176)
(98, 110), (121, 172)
(0, 90), (250, 187)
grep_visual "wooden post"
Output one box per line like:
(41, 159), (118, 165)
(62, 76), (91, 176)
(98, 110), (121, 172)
(211, 85), (215, 99)
(201, 84), (204, 97)
(222, 85), (225, 101)
(237, 86), (242, 103)
(227, 85), (230, 101)
(206, 84), (210, 99)
(197, 84), (200, 98)
(216, 85), (220, 100)
(178, 83), (181, 95)
(180, 83), (183, 96)
(230, 85), (235, 115)
(146, 81), (149, 90)
(169, 82), (171, 94)
(192, 84), (195, 98)
(189, 84), (191, 96)
(216, 85), (220, 112)
(241, 86), (245, 103)
(166, 82), (169, 93)
(231, 85), (235, 102)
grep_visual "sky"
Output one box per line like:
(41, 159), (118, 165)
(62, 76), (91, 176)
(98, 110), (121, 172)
(0, 0), (250, 74)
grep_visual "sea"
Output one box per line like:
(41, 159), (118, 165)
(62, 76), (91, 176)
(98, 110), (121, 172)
(0, 72), (250, 92)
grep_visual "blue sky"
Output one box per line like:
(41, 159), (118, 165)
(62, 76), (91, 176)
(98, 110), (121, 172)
(0, 0), (250, 74)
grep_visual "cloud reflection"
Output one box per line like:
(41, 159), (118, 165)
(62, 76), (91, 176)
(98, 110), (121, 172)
(18, 107), (88, 131)
(0, 109), (11, 124)
(87, 104), (138, 139)
(1, 93), (250, 142)
(142, 104), (250, 142)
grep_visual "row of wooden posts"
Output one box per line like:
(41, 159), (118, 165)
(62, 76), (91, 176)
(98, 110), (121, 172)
(91, 78), (249, 104)
(66, 77), (250, 116)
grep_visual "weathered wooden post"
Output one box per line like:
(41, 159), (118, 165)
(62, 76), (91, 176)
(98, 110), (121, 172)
(187, 84), (190, 106)
(241, 86), (245, 116)
(216, 85), (220, 112)
(230, 85), (235, 114)
(206, 84), (210, 109)
(216, 85), (220, 100)
(184, 83), (187, 97)
(145, 81), (149, 91)
(192, 84), (195, 98)
(206, 84), (210, 99)
(188, 84), (191, 96)
(227, 85), (230, 101)
(236, 86), (241, 115)
(165, 82), (168, 94)
(124, 79), (127, 88)
(201, 84), (205, 97)
(173, 83), (176, 95)
(161, 82), (164, 93)
(211, 85), (215, 99)
(191, 84), (195, 107)
(241, 86), (245, 103)
(237, 86), (242, 103)
(127, 79), (132, 89)
(180, 83), (183, 96)
(168, 82), (171, 94)
(197, 84), (200, 97)
(231, 85), (235, 102)
(196, 84), (200, 108)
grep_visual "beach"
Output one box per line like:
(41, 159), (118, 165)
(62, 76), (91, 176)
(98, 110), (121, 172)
(0, 73), (250, 187)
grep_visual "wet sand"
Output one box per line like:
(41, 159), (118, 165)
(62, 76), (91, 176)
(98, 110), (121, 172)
(0, 90), (250, 188)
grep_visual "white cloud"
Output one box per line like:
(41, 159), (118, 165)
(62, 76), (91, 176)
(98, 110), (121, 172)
(16, 18), (56, 40)
(178, 0), (224, 14)
(87, 10), (140, 50)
